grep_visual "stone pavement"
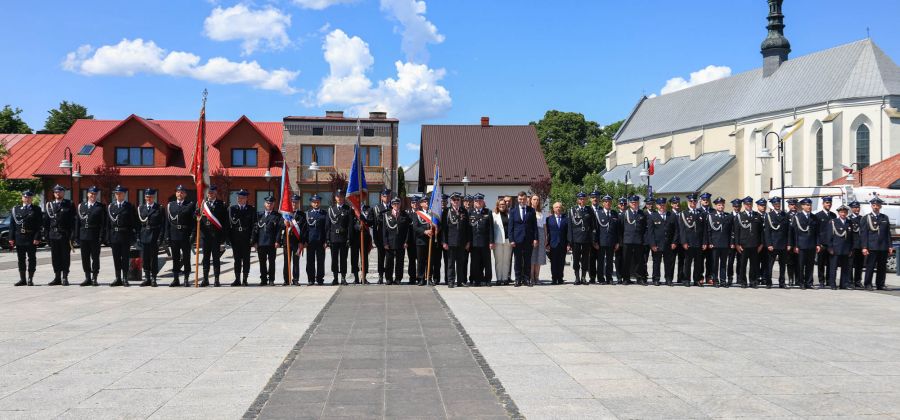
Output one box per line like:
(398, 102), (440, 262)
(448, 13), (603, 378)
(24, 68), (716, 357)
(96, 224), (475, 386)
(249, 286), (513, 420)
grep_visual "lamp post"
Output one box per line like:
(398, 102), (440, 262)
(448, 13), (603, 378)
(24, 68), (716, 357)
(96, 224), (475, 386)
(461, 168), (470, 196)
(59, 147), (75, 202)
(264, 169), (273, 205)
(845, 163), (863, 187)
(639, 157), (652, 198)
(624, 171), (633, 198)
(757, 131), (784, 209)
(72, 163), (82, 203)
(309, 159), (320, 199)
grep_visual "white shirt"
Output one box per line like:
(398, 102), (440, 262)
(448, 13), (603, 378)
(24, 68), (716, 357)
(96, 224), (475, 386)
(520, 206), (526, 219)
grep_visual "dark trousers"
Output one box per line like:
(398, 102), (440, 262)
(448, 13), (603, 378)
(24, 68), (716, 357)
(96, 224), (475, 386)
(16, 244), (37, 274)
(703, 248), (713, 280)
(232, 242), (251, 278)
(758, 248), (769, 283)
(816, 247), (830, 286)
(673, 246), (686, 282)
(416, 243), (440, 282)
(110, 241), (130, 279)
(49, 238), (71, 275)
(651, 246), (674, 282)
(406, 242), (417, 281)
(588, 246), (599, 281)
(442, 248), (450, 285)
(257, 245), (276, 282)
(202, 240), (222, 277)
(140, 242), (158, 276)
(170, 239), (191, 275)
(468, 246), (491, 284)
(864, 250), (888, 289)
(621, 243), (643, 282)
(683, 246), (703, 284)
(597, 246), (614, 283)
(549, 245), (566, 283)
(726, 248), (737, 281)
(306, 242), (326, 284)
(785, 247), (796, 285)
(614, 246), (624, 281)
(709, 247), (729, 284)
(768, 249), (788, 286)
(385, 247), (405, 283)
(640, 246), (650, 280)
(330, 243), (348, 275)
(737, 247), (760, 286)
(376, 242), (386, 275)
(283, 248), (300, 284)
(512, 242), (533, 284)
(80, 239), (101, 275)
(828, 253), (850, 288)
(350, 243), (370, 275)
(797, 249), (816, 287)
(851, 249), (864, 285)
(571, 242), (591, 279)
(446, 245), (467, 285)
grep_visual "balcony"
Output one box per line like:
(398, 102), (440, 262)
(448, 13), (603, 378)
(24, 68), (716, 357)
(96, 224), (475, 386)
(297, 165), (389, 185)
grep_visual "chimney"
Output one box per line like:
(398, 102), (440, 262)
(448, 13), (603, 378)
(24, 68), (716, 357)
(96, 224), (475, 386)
(760, 0), (791, 77)
(481, 116), (490, 127)
(325, 110), (344, 118)
(368, 111), (387, 120)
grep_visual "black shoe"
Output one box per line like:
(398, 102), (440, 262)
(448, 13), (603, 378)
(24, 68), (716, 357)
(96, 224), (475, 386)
(48, 276), (62, 286)
(183, 275), (192, 287)
(62, 275), (69, 286)
(79, 276), (92, 287)
(140, 275), (152, 287)
(14, 279), (26, 287)
(92, 274), (99, 286)
(123, 279), (130, 287)
(865, 285), (874, 291)
(214, 277), (220, 287)
(170, 274), (181, 287)
(151, 277), (158, 287)
(231, 278), (241, 287)
(200, 278), (209, 287)
(332, 276), (339, 285)
(110, 278), (123, 287)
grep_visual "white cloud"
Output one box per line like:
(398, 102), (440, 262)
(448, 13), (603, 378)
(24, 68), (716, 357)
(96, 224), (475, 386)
(203, 4), (291, 55)
(316, 29), (450, 122)
(660, 65), (731, 95)
(63, 38), (299, 93)
(380, 0), (444, 63)
(405, 142), (420, 151)
(292, 0), (355, 10)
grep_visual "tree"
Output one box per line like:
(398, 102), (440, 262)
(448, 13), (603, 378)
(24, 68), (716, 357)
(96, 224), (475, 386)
(328, 171), (348, 204)
(397, 167), (407, 200)
(93, 164), (122, 200)
(210, 168), (234, 201)
(529, 177), (551, 200)
(0, 105), (32, 134)
(531, 110), (604, 185)
(43, 101), (93, 134)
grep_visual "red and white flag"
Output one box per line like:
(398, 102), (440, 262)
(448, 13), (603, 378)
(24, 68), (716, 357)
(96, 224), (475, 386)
(191, 90), (210, 204)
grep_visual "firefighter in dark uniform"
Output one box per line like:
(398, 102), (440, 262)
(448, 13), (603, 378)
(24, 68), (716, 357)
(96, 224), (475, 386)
(733, 197), (763, 288)
(253, 196), (280, 286)
(350, 202), (375, 284)
(726, 198), (742, 285)
(440, 193), (450, 285)
(468, 193), (494, 287)
(44, 185), (76, 286)
(165, 185), (196, 287)
(665, 197), (684, 285)
(441, 192), (470, 288)
(614, 197), (627, 283)
(326, 190), (352, 285)
(621, 196), (647, 285)
(373, 189), (392, 284)
(861, 197), (894, 291)
(228, 190), (255, 286)
(587, 190), (604, 283)
(199, 185), (229, 287)
(698, 192), (714, 284)
(594, 195), (618, 285)
(847, 201), (865, 288)
(76, 186), (106, 287)
(413, 195), (440, 286)
(824, 205), (853, 290)
(705, 197), (733, 288)
(108, 185), (137, 287)
(137, 188), (164, 287)
(645, 197), (674, 286)
(305, 194), (327, 285)
(381, 197), (410, 285)
(792, 198), (819, 289)
(282, 194), (308, 286)
(678, 194), (706, 287)
(814, 196), (836, 288)
(785, 198), (800, 286)
(10, 190), (42, 287)
(405, 196), (419, 284)
(755, 198), (770, 286)
(568, 192), (594, 285)
(764, 197), (791, 288)
(461, 194), (475, 285)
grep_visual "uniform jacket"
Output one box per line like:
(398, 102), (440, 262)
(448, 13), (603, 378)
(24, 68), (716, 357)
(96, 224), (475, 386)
(678, 208), (705, 248)
(645, 211), (672, 248)
(325, 203), (353, 245)
(350, 205), (375, 248)
(373, 202), (390, 244)
(568, 206), (594, 244)
(165, 200), (196, 242)
(591, 207), (617, 247)
(848, 213), (864, 249)
(621, 207), (647, 245)
(825, 217), (852, 255)
(441, 206), (470, 247)
(10, 204), (42, 246)
(76, 201), (106, 242)
(468, 207), (494, 248)
(733, 210), (763, 248)
(412, 210), (439, 247)
(281, 209), (309, 251)
(704, 210), (733, 249)
(137, 202), (164, 246)
(107, 201), (138, 245)
(763, 210), (790, 249)
(508, 205), (537, 244)
(381, 209), (410, 250)
(199, 199), (229, 244)
(228, 204), (256, 245)
(815, 209), (837, 246)
(791, 211), (819, 250)
(305, 207), (327, 244)
(253, 210), (281, 247)
(43, 199), (75, 241)
(860, 212), (891, 251)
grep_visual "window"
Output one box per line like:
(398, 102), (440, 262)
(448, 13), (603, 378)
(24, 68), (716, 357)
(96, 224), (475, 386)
(856, 124), (870, 169)
(312, 127), (324, 136)
(115, 147), (154, 166)
(360, 146), (381, 166)
(363, 128), (375, 137)
(301, 145), (334, 166)
(815, 128), (823, 185)
(231, 148), (258, 167)
(256, 190), (273, 210)
(78, 144), (95, 155)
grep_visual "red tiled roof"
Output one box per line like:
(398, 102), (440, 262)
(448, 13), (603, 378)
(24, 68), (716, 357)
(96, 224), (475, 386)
(420, 124), (550, 185)
(828, 152), (900, 188)
(92, 114), (182, 149)
(1, 133), (64, 179)
(34, 117), (284, 178)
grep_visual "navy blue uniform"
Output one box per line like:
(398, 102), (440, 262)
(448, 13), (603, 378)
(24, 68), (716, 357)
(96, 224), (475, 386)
(10, 204), (42, 285)
(791, 211), (819, 288)
(199, 199), (229, 286)
(594, 207), (618, 284)
(228, 203), (256, 285)
(763, 210), (791, 287)
(848, 213), (865, 287)
(326, 204), (353, 283)
(282, 210), (309, 285)
(824, 217), (852, 289)
(381, 209), (410, 285)
(44, 199), (76, 284)
(253, 210), (281, 285)
(645, 210), (675, 285)
(305, 208), (328, 284)
(137, 202), (164, 284)
(468, 208), (494, 286)
(734, 210), (763, 287)
(678, 208), (706, 285)
(568, 206), (594, 284)
(165, 200), (196, 282)
(107, 201), (138, 285)
(441, 206), (470, 287)
(705, 210), (733, 286)
(815, 209), (836, 287)
(861, 212), (892, 289)
(621, 208), (647, 284)
(76, 201), (107, 285)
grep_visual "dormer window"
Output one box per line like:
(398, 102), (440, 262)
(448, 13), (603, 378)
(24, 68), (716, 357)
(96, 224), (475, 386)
(115, 147), (154, 166)
(232, 148), (258, 167)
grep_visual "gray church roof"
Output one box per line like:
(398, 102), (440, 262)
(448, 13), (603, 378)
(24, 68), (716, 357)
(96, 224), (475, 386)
(615, 39), (900, 144)
(602, 151), (735, 194)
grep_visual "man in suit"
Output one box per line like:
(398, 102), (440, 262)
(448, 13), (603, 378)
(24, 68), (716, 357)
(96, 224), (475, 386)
(705, 197), (732, 288)
(108, 185), (137, 287)
(228, 190), (256, 286)
(595, 195), (618, 285)
(622, 195), (648, 285)
(678, 194), (706, 287)
(645, 197), (674, 286)
(825, 205), (853, 290)
(847, 201), (865, 288)
(546, 201), (568, 285)
(199, 185), (229, 287)
(764, 197), (791, 289)
(568, 192), (594, 285)
(792, 198), (819, 289)
(10, 190), (42, 287)
(815, 196), (837, 288)
(305, 195), (328, 285)
(441, 192), (470, 288)
(467, 194), (494, 287)
(165, 185), (196, 287)
(508, 191), (538, 287)
(76, 186), (106, 286)
(137, 188), (164, 287)
(253, 196), (281, 286)
(861, 197), (894, 291)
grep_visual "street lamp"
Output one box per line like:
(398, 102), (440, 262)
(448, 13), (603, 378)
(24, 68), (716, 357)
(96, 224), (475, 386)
(309, 159), (320, 200)
(72, 163), (82, 203)
(264, 169), (273, 205)
(845, 163), (864, 186)
(461, 168), (470, 195)
(59, 147), (75, 202)
(639, 157), (652, 198)
(624, 171), (633, 197)
(758, 131), (784, 209)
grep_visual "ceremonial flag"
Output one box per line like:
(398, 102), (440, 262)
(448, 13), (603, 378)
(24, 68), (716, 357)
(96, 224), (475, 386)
(648, 157), (655, 176)
(346, 120), (368, 219)
(191, 89), (209, 204)
(278, 159), (301, 239)
(427, 156), (442, 225)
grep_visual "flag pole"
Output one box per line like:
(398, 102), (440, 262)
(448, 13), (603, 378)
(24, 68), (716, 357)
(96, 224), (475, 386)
(357, 120), (366, 281)
(194, 90), (207, 288)
(286, 222), (291, 284)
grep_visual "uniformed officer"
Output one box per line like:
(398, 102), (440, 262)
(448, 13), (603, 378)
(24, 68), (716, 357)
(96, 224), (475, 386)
(595, 195), (618, 285)
(405, 196), (419, 284)
(698, 192), (714, 284)
(10, 190), (42, 287)
(764, 197), (791, 288)
(679, 194), (706, 287)
(614, 197), (627, 282)
(587, 190), (603, 283)
(253, 196), (280, 286)
(645, 197), (674, 286)
(785, 198), (800, 286)
(382, 197), (410, 285)
(413, 195), (441, 286)
(468, 193), (494, 287)
(667, 197), (685, 285)
(373, 189), (392, 284)
(165, 185), (196, 287)
(847, 201), (865, 288)
(639, 197), (654, 282)
(282, 194), (308, 286)
(76, 186), (106, 286)
(568, 192), (594, 285)
(44, 185), (75, 286)
(825, 205), (853, 290)
(440, 193), (450, 286)
(350, 202), (375, 284)
(199, 185), (229, 287)
(727, 198), (742, 285)
(621, 195), (647, 285)
(136, 188), (164, 287)
(441, 192), (470, 288)
(461, 194), (474, 285)
(705, 197), (732, 288)
(228, 190), (256, 286)
(305, 194), (328, 285)
(326, 190), (352, 285)
(108, 185), (137, 287)
(733, 197), (763, 288)
(861, 197), (894, 291)
(792, 198), (819, 289)
(754, 198), (771, 286)
(815, 196), (836, 288)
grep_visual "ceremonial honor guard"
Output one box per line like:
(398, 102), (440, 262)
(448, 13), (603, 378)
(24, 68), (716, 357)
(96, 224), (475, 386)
(350, 203), (375, 284)
(645, 197), (673, 286)
(405, 196), (419, 284)
(199, 185), (229, 287)
(792, 198), (819, 289)
(727, 198), (742, 285)
(568, 192), (594, 285)
(667, 197), (685, 285)
(282, 194), (308, 286)
(107, 185), (137, 287)
(305, 195), (328, 285)
(755, 198), (770, 286)
(698, 192), (714, 284)
(614, 197), (627, 282)
(44, 185), (75, 286)
(165, 185), (196, 287)
(326, 190), (352, 285)
(137, 188), (164, 287)
(824, 205), (853, 290)
(382, 197), (410, 285)
(705, 197), (733, 288)
(622, 195), (647, 285)
(764, 197), (791, 288)
(508, 191), (538, 287)
(860, 197), (893, 291)
(228, 190), (256, 286)
(468, 194), (494, 287)
(815, 196), (836, 288)
(373, 189), (391, 284)
(587, 191), (604, 283)
(441, 192), (471, 288)
(678, 194), (706, 287)
(847, 201), (865, 288)
(76, 186), (106, 286)
(253, 196), (280, 286)
(733, 197), (763, 288)
(10, 190), (42, 287)
(595, 195), (618, 285)
(785, 198), (800, 286)
(413, 195), (440, 286)
(440, 193), (449, 285)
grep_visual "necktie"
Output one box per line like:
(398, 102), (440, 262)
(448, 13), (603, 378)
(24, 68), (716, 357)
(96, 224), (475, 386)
(520, 207), (524, 220)
(556, 216), (560, 226)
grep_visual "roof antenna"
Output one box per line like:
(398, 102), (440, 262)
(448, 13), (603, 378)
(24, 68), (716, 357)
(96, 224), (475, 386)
(866, 27), (870, 39)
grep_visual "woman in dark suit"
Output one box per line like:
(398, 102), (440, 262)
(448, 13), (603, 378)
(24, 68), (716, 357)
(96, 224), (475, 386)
(545, 202), (569, 285)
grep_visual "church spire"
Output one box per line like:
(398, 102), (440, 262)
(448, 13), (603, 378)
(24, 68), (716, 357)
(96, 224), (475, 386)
(761, 0), (791, 77)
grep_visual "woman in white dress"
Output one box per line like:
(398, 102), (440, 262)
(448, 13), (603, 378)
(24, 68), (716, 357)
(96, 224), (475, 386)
(491, 199), (513, 285)
(530, 195), (547, 283)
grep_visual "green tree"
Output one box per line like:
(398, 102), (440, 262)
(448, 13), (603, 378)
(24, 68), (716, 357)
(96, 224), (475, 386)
(397, 167), (407, 200)
(0, 105), (32, 134)
(43, 101), (93, 134)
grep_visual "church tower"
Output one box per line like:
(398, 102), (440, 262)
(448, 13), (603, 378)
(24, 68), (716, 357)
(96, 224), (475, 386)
(761, 0), (791, 77)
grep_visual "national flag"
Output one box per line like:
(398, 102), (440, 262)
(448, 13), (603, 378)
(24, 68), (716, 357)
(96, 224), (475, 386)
(427, 156), (442, 225)
(190, 89), (210, 204)
(345, 120), (368, 220)
(841, 164), (854, 175)
(648, 157), (655, 176)
(278, 158), (301, 239)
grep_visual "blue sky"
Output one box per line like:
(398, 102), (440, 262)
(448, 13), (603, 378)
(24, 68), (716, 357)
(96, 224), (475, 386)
(3, 0), (899, 167)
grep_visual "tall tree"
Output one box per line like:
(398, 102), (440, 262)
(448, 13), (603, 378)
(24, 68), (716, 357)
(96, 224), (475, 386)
(0, 105), (32, 134)
(397, 167), (407, 200)
(43, 101), (93, 134)
(531, 110), (608, 185)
